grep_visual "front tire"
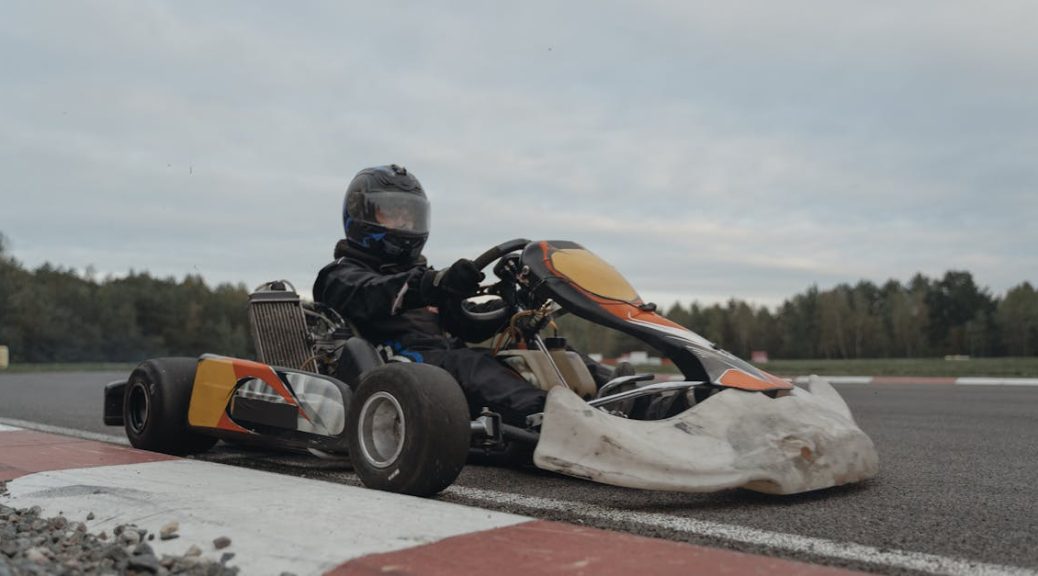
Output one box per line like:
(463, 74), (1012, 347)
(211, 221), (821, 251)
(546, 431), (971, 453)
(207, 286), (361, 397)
(347, 363), (470, 496)
(123, 358), (217, 455)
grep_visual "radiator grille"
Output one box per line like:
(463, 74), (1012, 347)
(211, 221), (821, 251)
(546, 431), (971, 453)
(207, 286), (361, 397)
(248, 285), (317, 373)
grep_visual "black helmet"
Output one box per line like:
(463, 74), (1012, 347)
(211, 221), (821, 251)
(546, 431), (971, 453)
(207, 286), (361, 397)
(342, 164), (430, 262)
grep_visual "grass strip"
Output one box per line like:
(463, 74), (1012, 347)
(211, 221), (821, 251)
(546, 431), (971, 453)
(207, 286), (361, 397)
(0, 362), (137, 374)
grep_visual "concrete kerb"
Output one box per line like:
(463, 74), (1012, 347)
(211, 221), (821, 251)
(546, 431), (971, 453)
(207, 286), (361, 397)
(0, 425), (876, 576)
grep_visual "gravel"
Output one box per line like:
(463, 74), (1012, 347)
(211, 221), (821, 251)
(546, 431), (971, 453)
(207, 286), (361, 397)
(1, 481), (241, 575)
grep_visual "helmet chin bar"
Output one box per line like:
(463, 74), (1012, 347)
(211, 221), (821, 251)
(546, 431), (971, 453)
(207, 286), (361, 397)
(380, 234), (427, 262)
(346, 219), (428, 262)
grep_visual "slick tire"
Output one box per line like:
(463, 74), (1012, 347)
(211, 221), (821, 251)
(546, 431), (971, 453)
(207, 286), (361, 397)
(347, 363), (470, 497)
(123, 357), (218, 455)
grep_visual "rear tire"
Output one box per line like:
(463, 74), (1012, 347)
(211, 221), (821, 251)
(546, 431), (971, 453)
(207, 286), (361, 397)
(123, 358), (218, 455)
(347, 363), (470, 496)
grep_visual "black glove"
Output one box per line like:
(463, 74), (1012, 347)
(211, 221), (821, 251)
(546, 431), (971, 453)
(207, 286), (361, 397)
(425, 258), (484, 299)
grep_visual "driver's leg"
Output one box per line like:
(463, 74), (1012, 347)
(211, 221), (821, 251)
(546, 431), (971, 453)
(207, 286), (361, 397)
(423, 347), (545, 427)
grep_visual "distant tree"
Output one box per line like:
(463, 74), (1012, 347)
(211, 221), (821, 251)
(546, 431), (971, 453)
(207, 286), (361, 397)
(728, 300), (758, 358)
(554, 314), (616, 357)
(998, 282), (1038, 356)
(966, 309), (998, 357)
(700, 303), (730, 347)
(926, 271), (997, 355)
(753, 307), (783, 357)
(777, 286), (820, 358)
(849, 281), (886, 358)
(0, 232), (30, 356)
(885, 279), (930, 358)
(665, 302), (692, 327)
(817, 286), (851, 358)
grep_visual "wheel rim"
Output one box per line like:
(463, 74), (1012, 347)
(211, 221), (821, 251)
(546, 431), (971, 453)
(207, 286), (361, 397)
(127, 381), (150, 435)
(357, 391), (406, 469)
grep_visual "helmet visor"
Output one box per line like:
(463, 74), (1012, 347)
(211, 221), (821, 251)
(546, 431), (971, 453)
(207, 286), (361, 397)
(360, 191), (430, 234)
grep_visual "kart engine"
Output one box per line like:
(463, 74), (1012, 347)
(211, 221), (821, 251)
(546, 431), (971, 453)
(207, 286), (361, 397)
(248, 281), (349, 374)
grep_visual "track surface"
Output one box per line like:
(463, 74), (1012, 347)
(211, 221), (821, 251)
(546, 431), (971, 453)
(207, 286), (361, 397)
(2, 370), (1037, 574)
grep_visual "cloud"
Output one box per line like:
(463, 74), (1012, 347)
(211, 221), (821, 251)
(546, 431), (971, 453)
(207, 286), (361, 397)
(1, 0), (1035, 309)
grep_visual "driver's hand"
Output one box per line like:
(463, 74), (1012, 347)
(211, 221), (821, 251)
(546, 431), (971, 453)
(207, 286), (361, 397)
(431, 258), (485, 298)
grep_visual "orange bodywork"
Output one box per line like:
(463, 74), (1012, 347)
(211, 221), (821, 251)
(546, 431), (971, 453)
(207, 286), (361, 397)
(188, 355), (306, 433)
(537, 241), (791, 393)
(717, 368), (792, 391)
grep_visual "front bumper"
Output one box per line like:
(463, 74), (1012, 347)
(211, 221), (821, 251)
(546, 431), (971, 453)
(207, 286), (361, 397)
(533, 376), (879, 494)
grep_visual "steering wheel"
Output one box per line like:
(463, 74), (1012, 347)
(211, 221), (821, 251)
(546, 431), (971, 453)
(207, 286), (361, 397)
(442, 239), (530, 342)
(471, 238), (531, 272)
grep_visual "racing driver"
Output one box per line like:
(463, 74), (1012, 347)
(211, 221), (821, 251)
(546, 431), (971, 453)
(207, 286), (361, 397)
(314, 164), (561, 427)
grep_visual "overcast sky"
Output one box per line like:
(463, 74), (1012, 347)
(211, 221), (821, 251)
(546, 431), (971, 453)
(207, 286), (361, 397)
(2, 1), (1035, 308)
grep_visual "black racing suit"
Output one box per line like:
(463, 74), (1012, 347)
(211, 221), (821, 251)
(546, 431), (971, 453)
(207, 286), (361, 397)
(313, 241), (546, 426)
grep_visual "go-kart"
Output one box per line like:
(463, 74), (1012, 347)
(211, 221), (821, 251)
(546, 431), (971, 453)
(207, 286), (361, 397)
(103, 239), (878, 497)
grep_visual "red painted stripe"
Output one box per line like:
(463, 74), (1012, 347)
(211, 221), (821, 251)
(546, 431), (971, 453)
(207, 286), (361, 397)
(871, 376), (956, 385)
(328, 520), (870, 576)
(0, 430), (176, 481)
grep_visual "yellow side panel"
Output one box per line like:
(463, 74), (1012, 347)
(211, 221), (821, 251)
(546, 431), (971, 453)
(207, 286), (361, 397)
(188, 357), (238, 427)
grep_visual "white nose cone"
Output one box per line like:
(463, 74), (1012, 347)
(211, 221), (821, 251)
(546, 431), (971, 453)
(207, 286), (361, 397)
(533, 376), (879, 495)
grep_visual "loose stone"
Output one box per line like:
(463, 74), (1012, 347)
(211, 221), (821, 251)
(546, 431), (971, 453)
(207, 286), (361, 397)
(122, 530), (141, 546)
(25, 546), (48, 564)
(160, 521), (179, 540)
(0, 502), (240, 575)
(127, 553), (161, 573)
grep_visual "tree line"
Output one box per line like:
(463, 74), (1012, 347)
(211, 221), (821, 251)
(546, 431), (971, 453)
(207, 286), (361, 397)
(1, 232), (1036, 363)
(0, 233), (253, 363)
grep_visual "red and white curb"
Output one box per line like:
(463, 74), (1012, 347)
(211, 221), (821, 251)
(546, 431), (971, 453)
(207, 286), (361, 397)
(0, 425), (872, 576)
(791, 376), (1038, 386)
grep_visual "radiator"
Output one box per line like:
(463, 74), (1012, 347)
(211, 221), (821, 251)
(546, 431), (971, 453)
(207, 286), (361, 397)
(248, 282), (317, 373)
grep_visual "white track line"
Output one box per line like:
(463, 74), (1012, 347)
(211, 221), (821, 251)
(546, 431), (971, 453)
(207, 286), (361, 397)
(792, 376), (874, 385)
(790, 376), (1038, 387)
(0, 418), (129, 445)
(956, 377), (1038, 387)
(444, 486), (1038, 576)
(826, 376), (875, 385)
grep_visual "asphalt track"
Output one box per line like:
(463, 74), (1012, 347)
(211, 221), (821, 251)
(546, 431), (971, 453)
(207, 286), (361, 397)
(2, 370), (1037, 575)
